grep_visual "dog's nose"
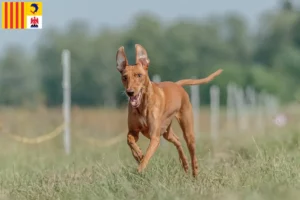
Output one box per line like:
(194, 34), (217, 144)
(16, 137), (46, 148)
(126, 89), (134, 97)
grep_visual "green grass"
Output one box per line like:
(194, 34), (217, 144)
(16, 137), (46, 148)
(0, 107), (299, 200)
(0, 126), (300, 200)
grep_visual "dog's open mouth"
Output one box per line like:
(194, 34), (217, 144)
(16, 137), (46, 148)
(129, 91), (142, 108)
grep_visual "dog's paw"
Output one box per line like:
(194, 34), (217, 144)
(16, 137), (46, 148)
(137, 164), (145, 173)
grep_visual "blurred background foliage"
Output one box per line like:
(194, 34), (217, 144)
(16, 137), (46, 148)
(0, 1), (299, 107)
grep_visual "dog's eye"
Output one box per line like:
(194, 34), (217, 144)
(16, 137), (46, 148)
(137, 74), (142, 78)
(122, 76), (127, 81)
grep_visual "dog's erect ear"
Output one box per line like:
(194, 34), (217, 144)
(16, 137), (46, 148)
(135, 44), (150, 69)
(116, 46), (128, 73)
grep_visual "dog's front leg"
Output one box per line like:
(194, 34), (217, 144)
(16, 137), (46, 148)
(137, 125), (160, 173)
(127, 131), (144, 163)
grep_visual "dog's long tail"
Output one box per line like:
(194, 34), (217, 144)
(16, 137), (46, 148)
(176, 69), (223, 86)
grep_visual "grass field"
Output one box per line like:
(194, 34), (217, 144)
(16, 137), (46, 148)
(0, 106), (299, 200)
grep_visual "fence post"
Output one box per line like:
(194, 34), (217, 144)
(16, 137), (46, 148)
(245, 86), (256, 130)
(62, 49), (71, 155)
(226, 82), (235, 133)
(257, 92), (266, 134)
(190, 77), (200, 138)
(235, 86), (248, 133)
(210, 85), (220, 142)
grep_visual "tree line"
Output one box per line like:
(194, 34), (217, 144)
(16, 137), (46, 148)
(0, 1), (299, 107)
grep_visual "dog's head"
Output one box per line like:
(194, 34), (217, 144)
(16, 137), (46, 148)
(116, 44), (150, 108)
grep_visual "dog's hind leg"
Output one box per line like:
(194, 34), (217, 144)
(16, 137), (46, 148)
(163, 125), (189, 173)
(176, 103), (199, 177)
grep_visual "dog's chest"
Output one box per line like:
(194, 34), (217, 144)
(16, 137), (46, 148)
(138, 115), (148, 128)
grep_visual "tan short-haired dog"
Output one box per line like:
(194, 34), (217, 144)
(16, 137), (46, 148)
(116, 44), (222, 177)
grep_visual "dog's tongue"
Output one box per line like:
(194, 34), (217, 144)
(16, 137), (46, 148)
(130, 96), (137, 101)
(130, 96), (138, 107)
